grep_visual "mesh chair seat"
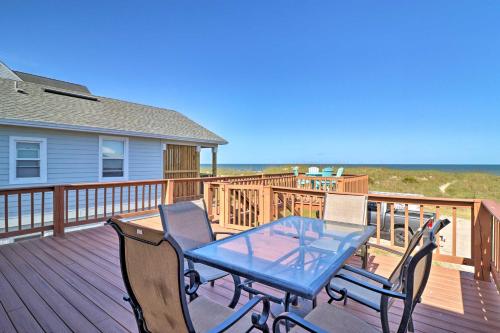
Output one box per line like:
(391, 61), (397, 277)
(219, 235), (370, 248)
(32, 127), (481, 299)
(188, 296), (254, 333)
(290, 303), (377, 333)
(330, 269), (396, 311)
(185, 260), (229, 283)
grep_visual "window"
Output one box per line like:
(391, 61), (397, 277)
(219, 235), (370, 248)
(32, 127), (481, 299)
(99, 136), (128, 181)
(9, 136), (47, 184)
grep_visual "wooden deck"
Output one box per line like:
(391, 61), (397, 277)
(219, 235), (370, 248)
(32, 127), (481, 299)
(0, 226), (498, 333)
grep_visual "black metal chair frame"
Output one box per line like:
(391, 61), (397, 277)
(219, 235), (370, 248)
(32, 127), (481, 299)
(107, 219), (271, 333)
(327, 218), (449, 332)
(273, 222), (440, 333)
(159, 200), (243, 308)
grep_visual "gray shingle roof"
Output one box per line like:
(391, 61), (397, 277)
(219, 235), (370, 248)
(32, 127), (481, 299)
(0, 77), (227, 145)
(13, 71), (91, 94)
(0, 62), (21, 80)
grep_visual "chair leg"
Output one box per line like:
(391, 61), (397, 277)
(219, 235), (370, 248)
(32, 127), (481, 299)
(361, 244), (368, 269)
(228, 275), (242, 309)
(380, 303), (390, 333)
(408, 315), (415, 332)
(210, 281), (215, 287)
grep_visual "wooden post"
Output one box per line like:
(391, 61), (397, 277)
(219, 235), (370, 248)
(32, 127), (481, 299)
(473, 200), (492, 281)
(203, 182), (213, 219)
(336, 178), (344, 192)
(219, 183), (227, 228)
(260, 186), (272, 224)
(53, 185), (65, 237)
(211, 147), (217, 177)
(164, 180), (175, 204)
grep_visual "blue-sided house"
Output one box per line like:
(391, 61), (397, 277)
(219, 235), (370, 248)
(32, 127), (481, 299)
(0, 61), (226, 189)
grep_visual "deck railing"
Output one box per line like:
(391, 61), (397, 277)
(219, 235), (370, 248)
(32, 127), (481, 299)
(205, 181), (498, 282)
(1, 173), (497, 284)
(0, 186), (55, 238)
(0, 173), (294, 239)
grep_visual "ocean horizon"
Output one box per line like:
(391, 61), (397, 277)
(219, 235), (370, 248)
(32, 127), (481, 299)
(201, 164), (500, 175)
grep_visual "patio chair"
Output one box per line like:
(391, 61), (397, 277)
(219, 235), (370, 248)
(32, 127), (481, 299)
(321, 167), (333, 177)
(108, 219), (271, 333)
(322, 193), (369, 268)
(159, 199), (242, 308)
(335, 167), (344, 177)
(307, 166), (320, 175)
(272, 219), (441, 333)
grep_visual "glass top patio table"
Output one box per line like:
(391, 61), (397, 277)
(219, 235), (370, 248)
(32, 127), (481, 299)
(185, 216), (375, 299)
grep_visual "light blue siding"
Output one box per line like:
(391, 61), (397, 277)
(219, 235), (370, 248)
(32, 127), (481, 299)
(0, 125), (163, 188)
(129, 137), (163, 180)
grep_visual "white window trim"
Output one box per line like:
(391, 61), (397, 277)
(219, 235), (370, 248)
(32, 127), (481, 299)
(9, 136), (48, 185)
(99, 136), (129, 182)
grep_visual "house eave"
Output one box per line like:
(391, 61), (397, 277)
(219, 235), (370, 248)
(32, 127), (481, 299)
(0, 118), (228, 146)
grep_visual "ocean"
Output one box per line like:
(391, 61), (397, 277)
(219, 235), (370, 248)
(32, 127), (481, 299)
(201, 164), (500, 175)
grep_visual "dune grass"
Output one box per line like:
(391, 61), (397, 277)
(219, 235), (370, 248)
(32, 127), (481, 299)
(202, 165), (500, 201)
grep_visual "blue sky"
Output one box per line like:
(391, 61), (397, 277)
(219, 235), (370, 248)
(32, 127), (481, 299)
(1, 1), (499, 164)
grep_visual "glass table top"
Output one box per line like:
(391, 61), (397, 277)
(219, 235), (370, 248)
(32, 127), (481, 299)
(185, 216), (375, 298)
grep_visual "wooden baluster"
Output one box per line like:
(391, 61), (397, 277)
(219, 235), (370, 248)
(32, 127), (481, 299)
(30, 192), (34, 229)
(300, 195), (304, 216)
(436, 206), (440, 253)
(390, 203), (395, 247)
(65, 190), (69, 223)
(282, 193), (287, 217)
(111, 187), (115, 216)
(452, 207), (457, 257)
(135, 185), (138, 212)
(142, 185), (145, 210)
(419, 205), (424, 245)
(17, 193), (22, 230)
(75, 189), (79, 222)
(41, 191), (45, 230)
(128, 186), (131, 212)
(94, 188), (98, 220)
(4, 194), (8, 233)
(274, 192), (279, 219)
(148, 184), (152, 209)
(154, 184), (158, 208)
(404, 204), (409, 248)
(85, 189), (89, 222)
(243, 189), (247, 227)
(120, 186), (123, 213)
(308, 195), (313, 218)
(103, 187), (107, 217)
(376, 202), (381, 244)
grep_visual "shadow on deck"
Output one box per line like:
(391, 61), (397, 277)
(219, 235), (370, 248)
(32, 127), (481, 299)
(0, 226), (498, 332)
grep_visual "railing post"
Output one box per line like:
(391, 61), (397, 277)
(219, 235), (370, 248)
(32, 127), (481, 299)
(164, 180), (175, 204)
(260, 186), (272, 224)
(473, 200), (492, 281)
(204, 182), (213, 220)
(53, 185), (65, 237)
(219, 183), (228, 228)
(336, 178), (344, 192)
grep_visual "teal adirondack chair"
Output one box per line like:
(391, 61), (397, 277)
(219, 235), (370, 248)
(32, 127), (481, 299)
(321, 167), (333, 177)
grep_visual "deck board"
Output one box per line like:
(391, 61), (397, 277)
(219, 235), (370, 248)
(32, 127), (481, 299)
(0, 225), (498, 333)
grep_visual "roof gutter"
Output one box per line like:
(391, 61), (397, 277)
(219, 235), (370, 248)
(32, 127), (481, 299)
(0, 118), (228, 145)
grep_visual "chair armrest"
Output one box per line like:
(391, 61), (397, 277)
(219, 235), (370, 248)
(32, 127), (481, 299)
(184, 269), (201, 296)
(342, 264), (393, 288)
(272, 312), (328, 333)
(207, 295), (270, 333)
(336, 273), (405, 300)
(213, 231), (236, 239)
(367, 242), (406, 256)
